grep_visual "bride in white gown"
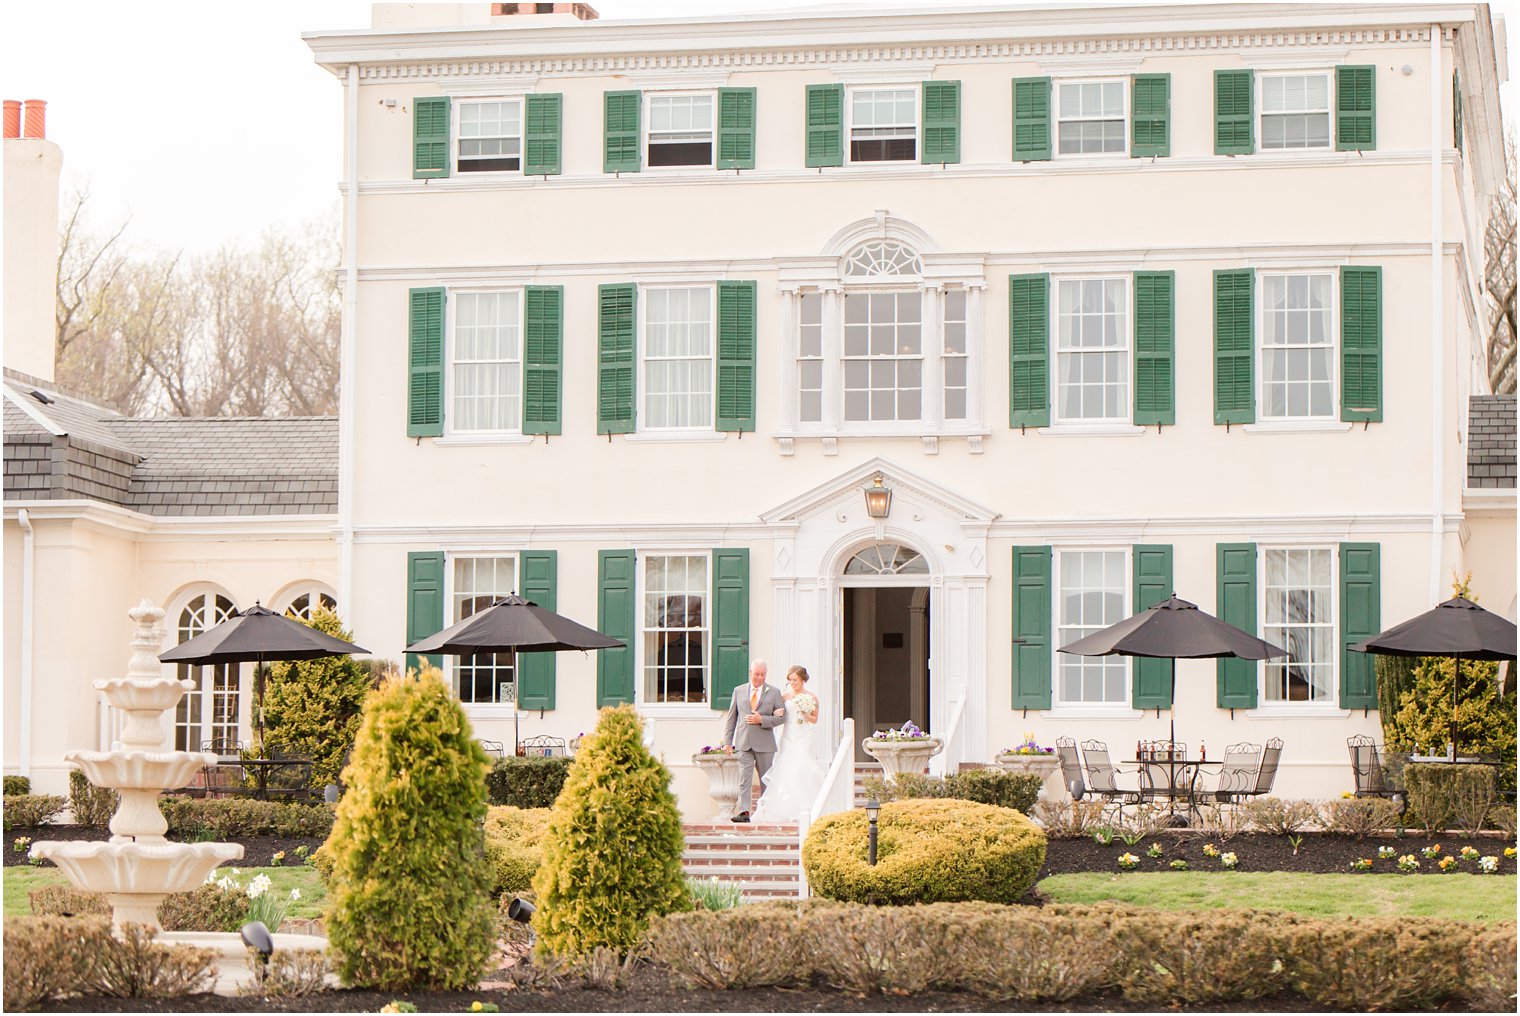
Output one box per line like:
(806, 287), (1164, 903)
(752, 665), (828, 823)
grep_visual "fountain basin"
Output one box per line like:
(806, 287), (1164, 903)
(66, 750), (217, 790)
(159, 932), (333, 995)
(94, 677), (195, 713)
(31, 840), (243, 897)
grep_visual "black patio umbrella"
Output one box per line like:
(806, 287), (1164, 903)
(1351, 596), (1517, 755)
(159, 603), (369, 751)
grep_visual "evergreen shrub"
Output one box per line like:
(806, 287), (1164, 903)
(1404, 762), (1499, 836)
(483, 805), (552, 895)
(802, 798), (1046, 905)
(3, 793), (66, 829)
(157, 797), (335, 839)
(532, 705), (690, 958)
(263, 609), (374, 789)
(1386, 656), (1516, 793)
(4, 775), (31, 796)
(324, 668), (496, 990)
(485, 755), (571, 808)
(68, 770), (118, 829)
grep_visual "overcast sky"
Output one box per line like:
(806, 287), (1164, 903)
(2, 0), (1515, 254)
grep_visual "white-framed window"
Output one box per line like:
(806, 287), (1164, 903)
(641, 554), (709, 705)
(642, 286), (714, 429)
(1056, 550), (1128, 706)
(942, 288), (969, 422)
(647, 92), (714, 168)
(798, 292), (824, 424)
(1055, 276), (1130, 423)
(1057, 80), (1127, 155)
(1260, 272), (1334, 420)
(281, 585), (337, 621)
(451, 291), (523, 434)
(451, 556), (517, 705)
(457, 98), (523, 173)
(848, 88), (917, 163)
(843, 291), (923, 422)
(173, 591), (240, 751)
(1262, 547), (1335, 703)
(1260, 73), (1331, 150)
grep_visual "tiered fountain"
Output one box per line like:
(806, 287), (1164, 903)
(32, 600), (327, 990)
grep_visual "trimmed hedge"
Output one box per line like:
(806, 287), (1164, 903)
(802, 799), (1046, 905)
(486, 756), (571, 808)
(1405, 762), (1498, 836)
(3, 794), (66, 829)
(157, 796), (336, 839)
(484, 806), (552, 895)
(4, 775), (31, 796)
(29, 883), (249, 932)
(3, 917), (217, 1009)
(861, 770), (1042, 814)
(69, 770), (119, 829)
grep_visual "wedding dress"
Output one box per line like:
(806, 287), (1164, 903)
(752, 696), (828, 823)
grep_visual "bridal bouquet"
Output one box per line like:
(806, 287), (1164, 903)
(792, 692), (818, 723)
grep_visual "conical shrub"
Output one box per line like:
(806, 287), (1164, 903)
(324, 668), (495, 990)
(532, 705), (690, 957)
(263, 608), (373, 789)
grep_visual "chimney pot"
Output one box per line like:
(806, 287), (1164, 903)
(22, 99), (46, 139)
(3, 100), (20, 139)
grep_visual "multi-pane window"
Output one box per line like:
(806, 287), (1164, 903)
(943, 289), (968, 421)
(648, 94), (714, 167)
(1057, 81), (1126, 155)
(453, 557), (516, 705)
(453, 292), (522, 432)
(843, 292), (923, 422)
(1057, 551), (1127, 705)
(643, 555), (708, 704)
(798, 292), (824, 423)
(1262, 274), (1333, 419)
(458, 100), (522, 172)
(1055, 278), (1129, 422)
(174, 593), (238, 752)
(644, 287), (714, 429)
(1263, 548), (1334, 703)
(284, 589), (337, 621)
(1261, 74), (1331, 150)
(849, 89), (917, 162)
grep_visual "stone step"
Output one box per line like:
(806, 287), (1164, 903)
(683, 834), (799, 847)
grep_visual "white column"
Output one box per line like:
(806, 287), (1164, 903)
(967, 283), (987, 427)
(779, 287), (799, 429)
(922, 284), (944, 431)
(822, 286), (843, 427)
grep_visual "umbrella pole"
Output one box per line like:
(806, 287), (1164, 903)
(1451, 653), (1460, 759)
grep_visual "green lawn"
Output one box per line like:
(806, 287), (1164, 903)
(1037, 871), (1517, 923)
(4, 865), (327, 920)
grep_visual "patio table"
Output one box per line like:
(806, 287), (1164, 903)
(1129, 758), (1222, 826)
(220, 757), (314, 801)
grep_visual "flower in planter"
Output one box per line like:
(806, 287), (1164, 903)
(870, 721), (934, 742)
(1169, 859), (1189, 871)
(1000, 731), (1056, 756)
(1460, 845), (1480, 861)
(270, 850), (286, 867)
(1117, 852), (1140, 870)
(1479, 855), (1499, 874)
(1420, 843), (1442, 859)
(1202, 843), (1220, 858)
(1397, 854), (1420, 873)
(12, 836), (30, 853)
(1145, 842), (1164, 859)
(1348, 858), (1373, 872)
(695, 744), (735, 757)
(1220, 852), (1239, 869)
(1438, 855), (1458, 873)
(1377, 845), (1397, 860)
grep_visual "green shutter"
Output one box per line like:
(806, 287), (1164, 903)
(524, 93), (562, 175)
(716, 281), (757, 432)
(523, 286), (563, 435)
(517, 551), (557, 710)
(1453, 71), (1464, 153)
(921, 80), (961, 165)
(1134, 271), (1176, 426)
(597, 284), (636, 434)
(1011, 77), (1052, 161)
(711, 549), (750, 710)
(1216, 543), (1258, 709)
(413, 96), (450, 179)
(1132, 545), (1174, 710)
(597, 550), (636, 707)
(1131, 74), (1171, 157)
(1339, 543), (1381, 710)
(1009, 274), (1050, 428)
(405, 551), (444, 677)
(1213, 269), (1254, 425)
(1012, 546), (1052, 710)
(1341, 266), (1383, 423)
(408, 287), (445, 437)
(1214, 70), (1254, 155)
(604, 90), (641, 174)
(805, 84), (843, 168)
(1335, 66), (1376, 152)
(717, 87), (756, 170)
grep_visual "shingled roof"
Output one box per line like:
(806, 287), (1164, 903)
(3, 371), (337, 516)
(1468, 395), (1516, 489)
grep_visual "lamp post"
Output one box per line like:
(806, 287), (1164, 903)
(865, 797), (880, 866)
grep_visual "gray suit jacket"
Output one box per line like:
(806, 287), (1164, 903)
(722, 682), (784, 754)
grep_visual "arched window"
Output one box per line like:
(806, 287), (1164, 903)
(843, 241), (921, 279)
(280, 585), (338, 621)
(844, 543), (929, 576)
(173, 592), (240, 752)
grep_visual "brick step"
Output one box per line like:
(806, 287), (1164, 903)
(683, 849), (799, 863)
(682, 824), (797, 834)
(682, 863), (802, 880)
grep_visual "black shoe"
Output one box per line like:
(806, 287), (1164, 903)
(730, 812), (750, 823)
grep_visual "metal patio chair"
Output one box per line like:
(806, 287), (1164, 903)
(476, 739), (506, 760)
(520, 734), (568, 758)
(1347, 735), (1403, 801)
(1208, 741), (1263, 804)
(1055, 736), (1086, 799)
(1234, 737), (1284, 800)
(1079, 739), (1142, 814)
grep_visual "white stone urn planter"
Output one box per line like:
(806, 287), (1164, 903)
(692, 753), (744, 820)
(994, 753), (1065, 801)
(862, 737), (943, 784)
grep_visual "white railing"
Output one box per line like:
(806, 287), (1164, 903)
(928, 697), (966, 777)
(797, 716), (855, 898)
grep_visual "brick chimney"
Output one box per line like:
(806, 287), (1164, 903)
(4, 97), (63, 381)
(491, 3), (598, 20)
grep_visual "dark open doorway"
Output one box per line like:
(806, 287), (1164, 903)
(842, 586), (930, 761)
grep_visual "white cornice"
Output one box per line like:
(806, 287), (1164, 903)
(2, 501), (338, 541)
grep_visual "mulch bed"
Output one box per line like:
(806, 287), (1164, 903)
(4, 827), (322, 869)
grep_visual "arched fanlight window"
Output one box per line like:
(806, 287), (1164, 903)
(844, 543), (929, 576)
(843, 240), (922, 279)
(174, 592), (239, 752)
(285, 589), (338, 620)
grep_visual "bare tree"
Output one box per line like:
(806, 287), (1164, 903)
(1486, 134), (1517, 395)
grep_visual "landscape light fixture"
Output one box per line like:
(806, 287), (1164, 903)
(863, 474), (892, 519)
(865, 797), (880, 866)
(240, 920), (274, 987)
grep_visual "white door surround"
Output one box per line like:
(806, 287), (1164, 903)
(761, 457), (996, 766)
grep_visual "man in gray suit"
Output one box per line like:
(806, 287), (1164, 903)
(722, 658), (784, 823)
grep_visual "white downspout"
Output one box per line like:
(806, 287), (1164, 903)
(1428, 25), (1446, 606)
(17, 508), (34, 778)
(339, 62), (359, 612)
